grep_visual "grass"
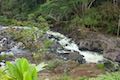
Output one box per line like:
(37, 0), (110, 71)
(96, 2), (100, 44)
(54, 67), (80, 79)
(46, 59), (64, 70)
(90, 72), (120, 80)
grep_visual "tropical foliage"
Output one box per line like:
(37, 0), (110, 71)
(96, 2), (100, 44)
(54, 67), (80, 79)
(0, 0), (120, 35)
(0, 0), (120, 79)
(0, 58), (47, 80)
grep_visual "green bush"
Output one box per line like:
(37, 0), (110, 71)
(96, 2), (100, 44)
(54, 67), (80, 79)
(6, 58), (38, 80)
(6, 27), (38, 50)
(0, 16), (16, 26)
(80, 8), (101, 29)
(46, 59), (64, 70)
(98, 2), (120, 34)
(90, 72), (120, 80)
(0, 0), (38, 20)
(0, 58), (47, 80)
(32, 50), (46, 63)
(43, 39), (53, 49)
(5, 26), (49, 51)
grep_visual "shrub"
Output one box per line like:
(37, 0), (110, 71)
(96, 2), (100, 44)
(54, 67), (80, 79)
(90, 72), (120, 80)
(80, 8), (102, 29)
(43, 39), (53, 49)
(6, 58), (38, 80)
(98, 2), (120, 34)
(32, 50), (46, 63)
(5, 27), (46, 51)
(0, 16), (16, 26)
(0, 58), (47, 80)
(46, 59), (64, 70)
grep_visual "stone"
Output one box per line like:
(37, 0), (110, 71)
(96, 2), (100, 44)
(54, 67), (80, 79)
(78, 40), (105, 52)
(77, 32), (120, 63)
(104, 48), (120, 62)
(104, 59), (119, 72)
(58, 51), (86, 64)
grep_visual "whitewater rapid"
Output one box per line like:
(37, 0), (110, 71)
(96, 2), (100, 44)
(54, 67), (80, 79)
(0, 26), (104, 63)
(47, 31), (104, 63)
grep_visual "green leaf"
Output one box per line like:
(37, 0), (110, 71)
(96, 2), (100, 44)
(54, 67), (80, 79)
(6, 58), (39, 80)
(23, 71), (32, 80)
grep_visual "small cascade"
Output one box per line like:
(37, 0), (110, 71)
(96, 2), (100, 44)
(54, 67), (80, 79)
(0, 26), (104, 63)
(47, 31), (104, 63)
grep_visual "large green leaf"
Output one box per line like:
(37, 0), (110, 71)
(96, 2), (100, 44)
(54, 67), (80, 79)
(6, 58), (38, 80)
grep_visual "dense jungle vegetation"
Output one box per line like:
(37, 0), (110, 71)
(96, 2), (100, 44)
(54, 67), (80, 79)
(0, 0), (120, 35)
(0, 0), (120, 80)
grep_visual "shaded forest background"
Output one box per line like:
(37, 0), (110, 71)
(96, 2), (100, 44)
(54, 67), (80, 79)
(0, 0), (120, 36)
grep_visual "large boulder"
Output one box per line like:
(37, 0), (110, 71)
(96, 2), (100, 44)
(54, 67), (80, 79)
(104, 59), (119, 72)
(51, 24), (120, 64)
(78, 32), (119, 51)
(76, 31), (120, 63)
(78, 40), (107, 52)
(57, 51), (86, 64)
(104, 48), (120, 62)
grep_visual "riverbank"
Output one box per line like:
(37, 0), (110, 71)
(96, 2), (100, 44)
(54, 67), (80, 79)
(0, 25), (119, 80)
(0, 25), (106, 79)
(51, 26), (120, 62)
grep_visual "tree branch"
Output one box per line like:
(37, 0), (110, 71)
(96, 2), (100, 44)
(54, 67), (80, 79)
(87, 0), (96, 9)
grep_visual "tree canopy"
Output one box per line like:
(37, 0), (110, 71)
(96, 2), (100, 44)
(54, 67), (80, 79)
(0, 0), (120, 35)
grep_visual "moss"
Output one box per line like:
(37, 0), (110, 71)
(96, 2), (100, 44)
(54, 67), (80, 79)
(96, 64), (105, 70)
(46, 59), (64, 70)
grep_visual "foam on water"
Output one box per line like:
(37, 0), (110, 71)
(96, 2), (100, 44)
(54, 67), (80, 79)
(0, 26), (104, 63)
(47, 31), (104, 63)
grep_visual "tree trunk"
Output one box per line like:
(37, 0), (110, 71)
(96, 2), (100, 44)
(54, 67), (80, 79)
(117, 15), (120, 37)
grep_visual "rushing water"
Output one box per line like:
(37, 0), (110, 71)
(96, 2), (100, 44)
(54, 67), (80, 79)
(47, 31), (104, 63)
(0, 26), (104, 63)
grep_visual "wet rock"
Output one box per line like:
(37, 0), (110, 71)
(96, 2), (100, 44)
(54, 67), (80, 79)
(116, 54), (120, 63)
(49, 41), (63, 53)
(0, 30), (17, 51)
(104, 48), (120, 62)
(0, 38), (11, 51)
(0, 26), (30, 62)
(104, 59), (119, 72)
(76, 31), (120, 63)
(78, 40), (105, 52)
(58, 51), (86, 64)
(46, 31), (104, 63)
(0, 26), (108, 64)
(0, 37), (19, 52)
